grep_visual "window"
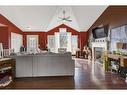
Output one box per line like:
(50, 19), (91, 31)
(47, 28), (78, 54)
(110, 25), (127, 52)
(11, 33), (23, 53)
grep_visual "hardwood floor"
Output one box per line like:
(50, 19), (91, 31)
(4, 58), (127, 89)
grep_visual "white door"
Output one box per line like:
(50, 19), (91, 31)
(72, 35), (78, 55)
(11, 32), (23, 53)
(27, 35), (38, 52)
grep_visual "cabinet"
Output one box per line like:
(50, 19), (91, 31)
(33, 56), (52, 76)
(15, 56), (32, 77)
(107, 54), (127, 77)
(15, 53), (74, 77)
(0, 58), (15, 88)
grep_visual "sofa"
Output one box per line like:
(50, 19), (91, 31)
(13, 52), (75, 77)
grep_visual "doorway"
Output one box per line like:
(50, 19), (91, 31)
(27, 35), (39, 52)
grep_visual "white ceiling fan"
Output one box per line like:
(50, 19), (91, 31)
(58, 10), (72, 22)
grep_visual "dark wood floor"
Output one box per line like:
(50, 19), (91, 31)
(4, 58), (127, 89)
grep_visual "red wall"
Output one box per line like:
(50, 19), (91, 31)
(47, 24), (88, 50)
(79, 32), (88, 51)
(0, 14), (23, 48)
(0, 26), (9, 48)
(0, 13), (88, 50)
(23, 24), (88, 51)
(23, 32), (46, 49)
(47, 24), (79, 35)
(0, 14), (23, 34)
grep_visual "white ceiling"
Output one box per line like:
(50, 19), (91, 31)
(0, 6), (107, 32)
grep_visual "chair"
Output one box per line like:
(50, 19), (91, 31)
(58, 48), (67, 53)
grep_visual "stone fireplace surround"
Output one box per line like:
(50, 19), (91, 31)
(92, 38), (108, 68)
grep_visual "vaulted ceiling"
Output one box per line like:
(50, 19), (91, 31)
(0, 6), (108, 32)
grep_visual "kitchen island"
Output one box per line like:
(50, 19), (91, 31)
(12, 52), (75, 77)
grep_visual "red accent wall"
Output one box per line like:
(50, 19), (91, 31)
(0, 14), (88, 50)
(47, 24), (79, 35)
(0, 26), (9, 48)
(0, 14), (23, 34)
(23, 32), (46, 49)
(23, 24), (88, 51)
(0, 14), (23, 48)
(47, 24), (88, 50)
(79, 32), (88, 51)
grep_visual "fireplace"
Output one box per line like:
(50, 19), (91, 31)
(92, 38), (107, 69)
(94, 47), (104, 64)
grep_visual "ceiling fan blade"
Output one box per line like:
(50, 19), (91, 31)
(57, 10), (72, 22)
(65, 19), (72, 22)
(65, 16), (70, 19)
(57, 19), (63, 22)
(58, 17), (63, 20)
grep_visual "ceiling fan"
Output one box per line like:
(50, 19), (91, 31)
(58, 10), (72, 22)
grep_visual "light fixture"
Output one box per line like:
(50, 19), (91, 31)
(26, 27), (31, 30)
(58, 10), (72, 22)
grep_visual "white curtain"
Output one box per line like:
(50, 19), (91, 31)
(110, 25), (127, 52)
(0, 43), (3, 58)
(11, 33), (23, 53)
(47, 35), (55, 52)
(47, 28), (78, 54)
(67, 32), (72, 52)
(110, 27), (120, 52)
(0, 43), (3, 51)
(71, 35), (78, 54)
(55, 32), (60, 53)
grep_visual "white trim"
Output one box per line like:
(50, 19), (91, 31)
(27, 35), (39, 52)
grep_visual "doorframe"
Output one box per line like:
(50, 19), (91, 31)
(27, 35), (39, 51)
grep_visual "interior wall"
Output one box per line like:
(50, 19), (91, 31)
(0, 26), (9, 48)
(23, 24), (88, 51)
(87, 6), (127, 38)
(0, 14), (23, 34)
(0, 14), (88, 51)
(79, 32), (88, 51)
(23, 32), (46, 50)
(47, 24), (88, 50)
(0, 14), (23, 48)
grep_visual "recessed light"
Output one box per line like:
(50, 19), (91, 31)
(26, 27), (31, 30)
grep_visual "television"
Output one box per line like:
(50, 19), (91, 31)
(92, 25), (109, 39)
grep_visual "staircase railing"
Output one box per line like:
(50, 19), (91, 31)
(0, 49), (14, 58)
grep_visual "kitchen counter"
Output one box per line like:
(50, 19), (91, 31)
(12, 52), (75, 77)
